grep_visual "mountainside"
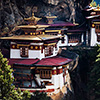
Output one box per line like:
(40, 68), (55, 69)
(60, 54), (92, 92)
(0, 0), (91, 35)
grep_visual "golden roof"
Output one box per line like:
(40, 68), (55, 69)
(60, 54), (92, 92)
(38, 34), (63, 40)
(17, 24), (50, 29)
(93, 4), (100, 11)
(93, 22), (100, 24)
(0, 34), (63, 41)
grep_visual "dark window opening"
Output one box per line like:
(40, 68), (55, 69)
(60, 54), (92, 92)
(20, 47), (28, 57)
(40, 70), (52, 79)
(45, 46), (54, 57)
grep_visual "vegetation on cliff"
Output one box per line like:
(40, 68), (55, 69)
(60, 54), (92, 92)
(67, 46), (98, 100)
(0, 52), (30, 100)
(88, 45), (100, 100)
(0, 0), (91, 36)
(0, 51), (52, 100)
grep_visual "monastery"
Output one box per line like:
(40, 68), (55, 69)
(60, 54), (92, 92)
(0, 11), (79, 99)
(85, 4), (100, 46)
(1, 0), (100, 99)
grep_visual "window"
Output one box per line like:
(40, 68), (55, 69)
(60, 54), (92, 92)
(13, 68), (31, 87)
(20, 47), (28, 57)
(45, 47), (49, 56)
(68, 34), (81, 43)
(97, 34), (100, 42)
(40, 70), (52, 79)
(45, 46), (53, 57)
(62, 37), (65, 43)
(95, 25), (100, 33)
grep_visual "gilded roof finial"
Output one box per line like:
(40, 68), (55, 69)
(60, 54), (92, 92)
(24, 12), (41, 25)
(32, 12), (34, 17)
(97, 4), (100, 9)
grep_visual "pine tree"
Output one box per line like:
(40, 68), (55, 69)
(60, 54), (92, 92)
(88, 45), (100, 100)
(0, 52), (31, 100)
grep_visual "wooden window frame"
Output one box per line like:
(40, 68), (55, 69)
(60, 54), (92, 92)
(45, 46), (54, 57)
(20, 47), (28, 57)
(13, 68), (32, 88)
(68, 34), (81, 43)
(40, 70), (52, 79)
(95, 25), (100, 33)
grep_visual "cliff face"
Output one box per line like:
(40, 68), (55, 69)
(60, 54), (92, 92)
(0, 0), (91, 34)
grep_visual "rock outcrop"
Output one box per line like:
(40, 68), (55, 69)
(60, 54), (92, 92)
(0, 0), (91, 35)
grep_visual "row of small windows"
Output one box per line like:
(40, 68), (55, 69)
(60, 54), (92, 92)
(19, 46), (54, 57)
(68, 35), (81, 43)
(95, 25), (100, 33)
(13, 69), (52, 87)
(95, 25), (100, 29)
(20, 47), (28, 57)
(25, 32), (45, 35)
(25, 32), (61, 35)
(40, 70), (52, 79)
(45, 46), (54, 57)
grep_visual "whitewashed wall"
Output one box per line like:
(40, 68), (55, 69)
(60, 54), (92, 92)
(90, 28), (97, 46)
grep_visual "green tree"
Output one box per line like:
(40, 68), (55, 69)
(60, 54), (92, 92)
(0, 52), (31, 100)
(88, 44), (100, 100)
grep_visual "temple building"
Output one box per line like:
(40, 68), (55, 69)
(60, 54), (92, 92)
(44, 12), (86, 46)
(85, 4), (100, 46)
(0, 13), (78, 99)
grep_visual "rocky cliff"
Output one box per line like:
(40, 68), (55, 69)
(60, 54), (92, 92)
(0, 0), (91, 35)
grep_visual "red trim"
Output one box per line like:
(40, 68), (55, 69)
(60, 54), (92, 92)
(16, 88), (55, 93)
(57, 68), (63, 74)
(52, 70), (57, 75)
(36, 56), (72, 66)
(55, 44), (57, 48)
(41, 46), (43, 53)
(8, 59), (39, 66)
(30, 45), (43, 50)
(11, 44), (17, 49)
(46, 89), (55, 92)
(35, 70), (40, 74)
(11, 44), (43, 50)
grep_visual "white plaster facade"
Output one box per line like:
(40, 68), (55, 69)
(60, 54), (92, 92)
(57, 34), (68, 47)
(67, 33), (84, 46)
(90, 28), (100, 46)
(10, 42), (59, 59)
(30, 66), (65, 90)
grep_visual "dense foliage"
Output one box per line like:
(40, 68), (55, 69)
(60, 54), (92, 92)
(0, 52), (52, 100)
(88, 45), (100, 100)
(0, 52), (31, 100)
(67, 46), (98, 100)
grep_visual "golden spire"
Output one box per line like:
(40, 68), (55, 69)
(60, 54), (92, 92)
(97, 4), (100, 9)
(24, 12), (42, 25)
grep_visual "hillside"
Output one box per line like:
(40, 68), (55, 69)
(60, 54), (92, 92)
(0, 0), (91, 36)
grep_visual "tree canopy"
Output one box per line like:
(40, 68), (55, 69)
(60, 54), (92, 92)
(0, 52), (31, 100)
(88, 45), (100, 100)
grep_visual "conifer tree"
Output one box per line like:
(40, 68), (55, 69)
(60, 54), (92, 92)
(0, 52), (31, 100)
(88, 45), (100, 100)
